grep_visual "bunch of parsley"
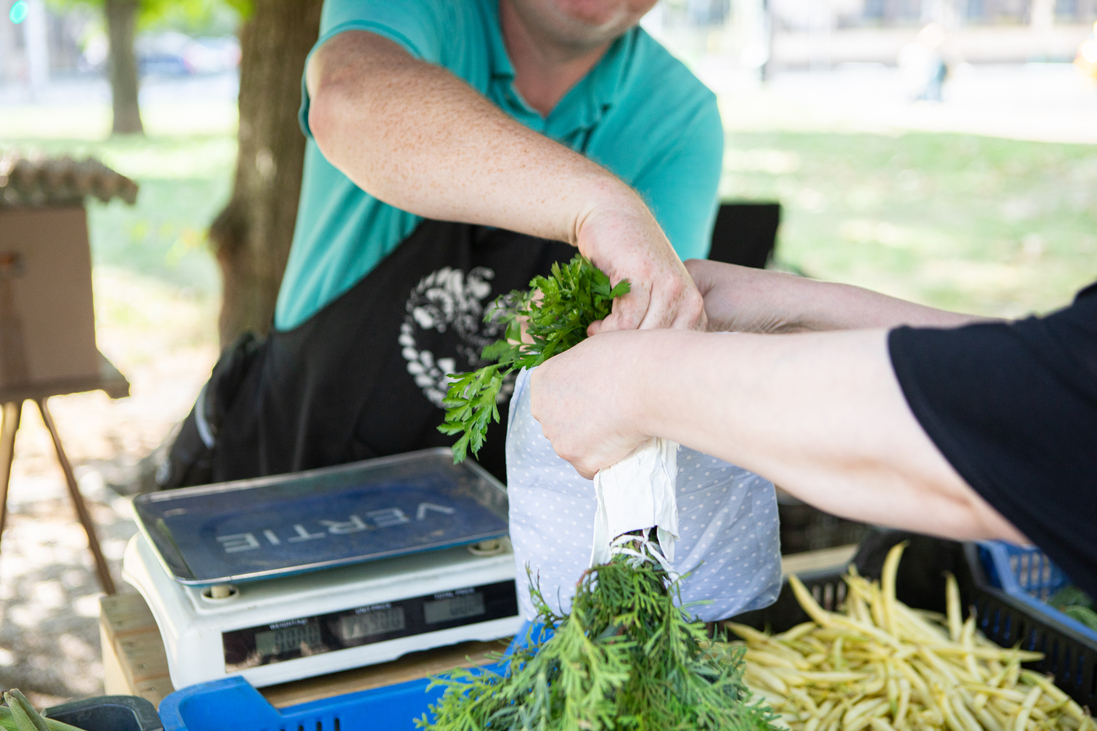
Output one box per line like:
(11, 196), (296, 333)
(438, 254), (630, 463)
(417, 537), (776, 731)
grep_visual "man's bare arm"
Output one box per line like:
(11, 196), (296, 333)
(306, 31), (704, 331)
(684, 259), (992, 334)
(530, 328), (1026, 544)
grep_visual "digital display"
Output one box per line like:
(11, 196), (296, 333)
(339, 606), (406, 640)
(223, 580), (518, 672)
(254, 622), (322, 658)
(424, 592), (485, 624)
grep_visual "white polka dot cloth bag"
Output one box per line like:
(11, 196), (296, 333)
(506, 367), (783, 623)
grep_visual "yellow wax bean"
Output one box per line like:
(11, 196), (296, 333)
(871, 718), (898, 731)
(792, 671), (874, 684)
(976, 704), (1006, 731)
(1014, 686), (1043, 731)
(881, 543), (907, 638)
(790, 574), (840, 629)
(747, 664), (789, 694)
(946, 573), (962, 643)
(782, 622), (820, 642)
(748, 649), (809, 670)
(895, 678), (912, 728)
(949, 689), (984, 731)
(938, 689), (970, 731)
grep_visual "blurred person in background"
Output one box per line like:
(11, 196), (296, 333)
(1076, 21), (1097, 82)
(899, 23), (948, 102)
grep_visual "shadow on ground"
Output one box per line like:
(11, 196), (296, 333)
(0, 488), (139, 707)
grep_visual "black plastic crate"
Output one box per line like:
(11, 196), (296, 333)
(777, 498), (870, 555)
(965, 543), (1097, 708)
(729, 530), (1097, 710)
(44, 695), (163, 731)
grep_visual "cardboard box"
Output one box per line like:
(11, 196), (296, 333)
(0, 205), (99, 390)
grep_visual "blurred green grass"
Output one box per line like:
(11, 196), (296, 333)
(721, 131), (1097, 318)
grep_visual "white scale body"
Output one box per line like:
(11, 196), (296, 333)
(123, 533), (523, 689)
(121, 450), (525, 690)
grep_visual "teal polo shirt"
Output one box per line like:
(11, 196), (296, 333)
(275, 0), (724, 331)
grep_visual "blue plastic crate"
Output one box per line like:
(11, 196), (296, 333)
(978, 541), (1097, 645)
(157, 625), (553, 731)
(159, 661), (506, 731)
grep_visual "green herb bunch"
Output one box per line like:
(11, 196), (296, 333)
(418, 539), (776, 731)
(438, 254), (630, 463)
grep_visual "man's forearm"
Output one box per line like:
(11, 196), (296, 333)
(307, 31), (705, 332)
(307, 31), (634, 247)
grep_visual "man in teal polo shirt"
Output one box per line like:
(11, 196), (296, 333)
(161, 0), (725, 487)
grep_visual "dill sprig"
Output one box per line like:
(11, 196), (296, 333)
(417, 537), (777, 731)
(438, 254), (630, 463)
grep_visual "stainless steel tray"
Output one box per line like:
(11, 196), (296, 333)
(132, 448), (509, 585)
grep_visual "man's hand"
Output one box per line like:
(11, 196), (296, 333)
(579, 200), (706, 334)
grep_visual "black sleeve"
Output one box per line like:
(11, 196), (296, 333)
(888, 283), (1097, 599)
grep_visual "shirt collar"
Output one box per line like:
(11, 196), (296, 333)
(482, 0), (634, 136)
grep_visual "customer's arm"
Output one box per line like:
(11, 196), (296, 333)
(685, 259), (993, 334)
(307, 31), (703, 332)
(530, 328), (1026, 544)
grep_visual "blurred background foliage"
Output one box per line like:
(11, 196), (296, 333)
(46, 0), (247, 33)
(721, 130), (1097, 317)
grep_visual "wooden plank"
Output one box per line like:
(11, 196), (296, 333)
(781, 544), (858, 577)
(100, 592), (157, 640)
(100, 623), (130, 696)
(0, 351), (129, 403)
(131, 677), (177, 709)
(116, 632), (172, 684)
(261, 638), (508, 709)
(99, 593), (175, 707)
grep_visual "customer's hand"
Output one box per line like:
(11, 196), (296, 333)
(685, 259), (807, 333)
(530, 331), (652, 479)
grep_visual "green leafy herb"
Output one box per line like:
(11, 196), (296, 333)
(417, 536), (776, 731)
(439, 254), (630, 463)
(1050, 585), (1097, 631)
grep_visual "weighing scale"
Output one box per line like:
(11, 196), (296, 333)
(122, 449), (524, 689)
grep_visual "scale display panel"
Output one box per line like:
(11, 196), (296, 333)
(132, 449), (509, 585)
(222, 580), (518, 672)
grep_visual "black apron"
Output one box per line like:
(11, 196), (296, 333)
(158, 219), (573, 488)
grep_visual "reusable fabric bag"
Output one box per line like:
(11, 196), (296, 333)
(506, 367), (783, 622)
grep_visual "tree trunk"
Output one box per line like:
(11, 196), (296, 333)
(210, 0), (322, 347)
(105, 0), (143, 135)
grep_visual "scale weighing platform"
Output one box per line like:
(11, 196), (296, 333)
(122, 449), (523, 689)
